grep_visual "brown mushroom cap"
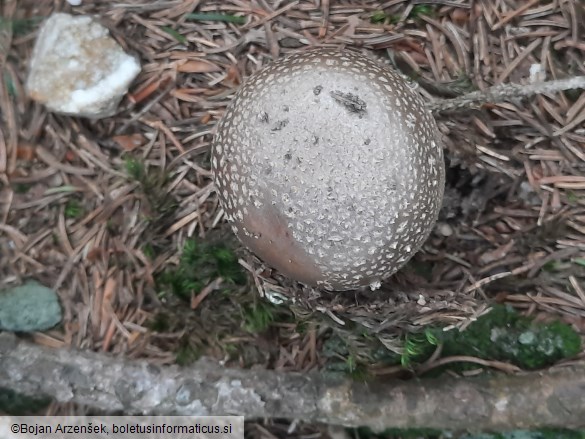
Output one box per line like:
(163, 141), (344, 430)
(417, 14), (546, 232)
(212, 48), (445, 291)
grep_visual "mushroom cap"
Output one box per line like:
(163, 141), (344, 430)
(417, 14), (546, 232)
(212, 48), (445, 291)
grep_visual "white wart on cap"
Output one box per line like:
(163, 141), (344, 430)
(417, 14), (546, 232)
(212, 48), (445, 291)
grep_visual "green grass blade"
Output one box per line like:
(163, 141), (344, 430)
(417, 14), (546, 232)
(161, 26), (187, 44)
(184, 13), (246, 25)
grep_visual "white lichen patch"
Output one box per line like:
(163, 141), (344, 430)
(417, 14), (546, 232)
(213, 379), (265, 414)
(495, 397), (508, 412)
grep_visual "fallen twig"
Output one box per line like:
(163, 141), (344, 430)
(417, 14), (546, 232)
(428, 76), (585, 114)
(1, 333), (585, 430)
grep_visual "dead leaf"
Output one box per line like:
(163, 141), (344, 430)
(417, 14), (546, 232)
(171, 89), (202, 103)
(176, 59), (221, 73)
(15, 144), (36, 161)
(451, 8), (469, 26)
(128, 78), (161, 104)
(224, 64), (241, 86)
(128, 75), (172, 104)
(64, 150), (76, 162)
(87, 247), (103, 262)
(113, 134), (145, 152)
(200, 113), (212, 124)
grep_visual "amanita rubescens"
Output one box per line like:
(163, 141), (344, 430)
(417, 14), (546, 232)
(212, 48), (445, 291)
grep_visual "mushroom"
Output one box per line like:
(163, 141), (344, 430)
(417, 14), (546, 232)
(211, 48), (445, 291)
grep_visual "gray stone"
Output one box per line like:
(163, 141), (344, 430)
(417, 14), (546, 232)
(26, 13), (141, 119)
(0, 281), (62, 332)
(517, 181), (541, 206)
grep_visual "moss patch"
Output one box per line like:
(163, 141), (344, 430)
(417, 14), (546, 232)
(434, 305), (581, 370)
(370, 5), (435, 24)
(124, 156), (176, 219)
(0, 388), (51, 415)
(243, 300), (277, 333)
(350, 426), (443, 439)
(64, 198), (85, 219)
(149, 237), (295, 367)
(157, 238), (247, 300)
(323, 304), (581, 378)
(461, 429), (585, 439)
(350, 427), (585, 439)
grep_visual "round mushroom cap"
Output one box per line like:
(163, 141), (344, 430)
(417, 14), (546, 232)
(212, 48), (445, 291)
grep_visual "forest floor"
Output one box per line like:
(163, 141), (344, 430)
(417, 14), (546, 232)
(1, 0), (585, 438)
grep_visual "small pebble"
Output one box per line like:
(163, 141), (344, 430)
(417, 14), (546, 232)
(26, 13), (140, 119)
(517, 181), (541, 206)
(436, 222), (454, 237)
(0, 281), (62, 332)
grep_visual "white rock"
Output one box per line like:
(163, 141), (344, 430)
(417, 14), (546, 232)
(529, 63), (546, 83)
(436, 222), (453, 237)
(26, 13), (140, 119)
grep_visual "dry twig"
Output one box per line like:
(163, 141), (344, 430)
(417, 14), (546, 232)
(1, 333), (585, 431)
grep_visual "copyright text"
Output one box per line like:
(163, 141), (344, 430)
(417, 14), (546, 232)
(1, 416), (244, 438)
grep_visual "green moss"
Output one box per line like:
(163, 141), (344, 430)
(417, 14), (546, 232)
(410, 4), (435, 19)
(124, 156), (176, 217)
(142, 243), (155, 260)
(345, 354), (372, 381)
(408, 260), (435, 282)
(222, 342), (239, 357)
(4, 16), (43, 36)
(370, 10), (400, 25)
(542, 260), (568, 272)
(538, 429), (585, 439)
(335, 304), (581, 376)
(243, 301), (275, 333)
(208, 245), (247, 284)
(322, 333), (398, 380)
(370, 5), (433, 25)
(0, 388), (51, 415)
(324, 358), (371, 382)
(184, 12), (246, 25)
(64, 199), (85, 219)
(160, 26), (187, 44)
(370, 10), (388, 23)
(4, 71), (16, 97)
(175, 338), (201, 366)
(351, 426), (443, 439)
(13, 183), (31, 194)
(462, 429), (585, 439)
(401, 329), (438, 368)
(296, 321), (309, 334)
(348, 428), (585, 439)
(106, 219), (119, 234)
(157, 238), (246, 300)
(434, 305), (581, 370)
(564, 88), (583, 102)
(125, 156), (145, 181)
(148, 312), (170, 332)
(566, 190), (579, 204)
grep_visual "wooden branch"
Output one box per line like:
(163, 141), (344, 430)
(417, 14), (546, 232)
(1, 334), (585, 430)
(428, 76), (585, 114)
